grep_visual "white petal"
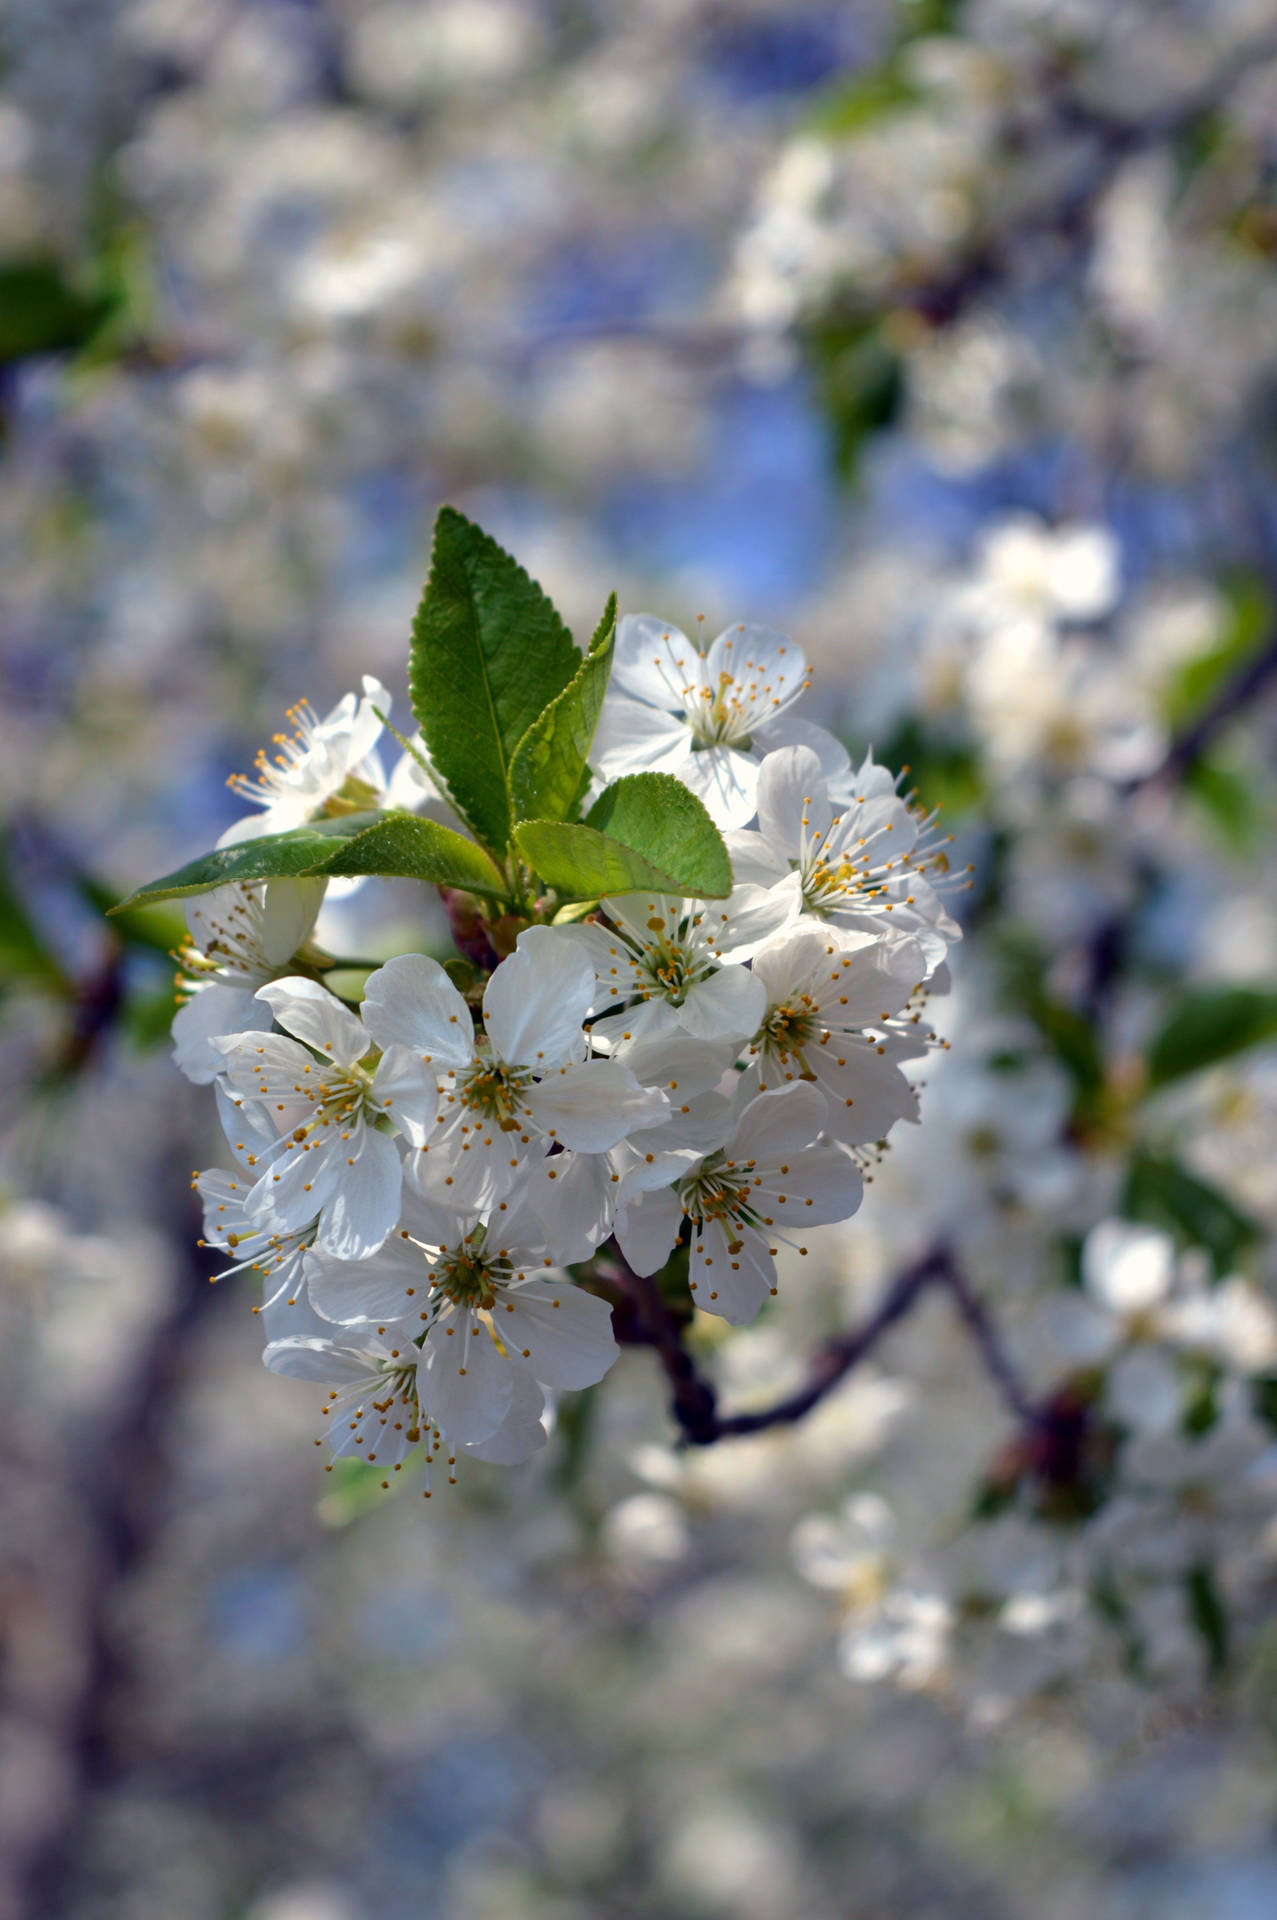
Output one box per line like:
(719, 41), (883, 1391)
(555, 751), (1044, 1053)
(259, 878), (326, 966)
(247, 1132), (345, 1236)
(723, 828), (789, 887)
(705, 623), (808, 723)
(371, 1044), (438, 1146)
(752, 716), (850, 784)
(756, 745), (830, 859)
(678, 745), (761, 831)
(611, 614), (704, 708)
(360, 952), (475, 1068)
(714, 880), (801, 962)
(314, 1127), (402, 1260)
(1084, 1221), (1176, 1315)
(421, 1311), (512, 1444)
(518, 1152), (615, 1265)
(308, 1234), (430, 1326)
(614, 1185), (683, 1277)
(172, 984), (268, 1084)
(729, 1083), (826, 1163)
(689, 1219), (773, 1326)
(255, 977), (369, 1066)
(264, 1336), (373, 1386)
(591, 696), (695, 784)
(483, 926), (593, 1068)
(461, 1369), (548, 1463)
(679, 964), (766, 1043)
(803, 1041), (917, 1145)
(750, 1144), (863, 1226)
(499, 1279), (619, 1388)
(527, 1061), (669, 1152)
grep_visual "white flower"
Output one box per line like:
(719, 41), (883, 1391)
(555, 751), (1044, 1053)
(519, 1032), (739, 1264)
(220, 675), (393, 846)
(966, 625), (1165, 784)
(306, 1187), (619, 1446)
(566, 884), (796, 1052)
(617, 1082), (863, 1326)
(792, 1492), (897, 1603)
(216, 973), (437, 1260)
(744, 922), (925, 1145)
(172, 878), (326, 1083)
(731, 745), (963, 971)
(590, 615), (849, 829)
(975, 516), (1121, 626)
(1041, 1221), (1186, 1435)
(839, 1589), (954, 1691)
(362, 931), (671, 1211)
(263, 1331), (549, 1485)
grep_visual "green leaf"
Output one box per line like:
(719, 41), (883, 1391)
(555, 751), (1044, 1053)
(515, 773), (732, 901)
(1183, 753), (1263, 851)
(409, 507), (582, 853)
(111, 812), (509, 912)
(1163, 573), (1271, 730)
(0, 845), (70, 995)
(805, 63), (922, 137)
(508, 591), (616, 825)
(1185, 1562), (1229, 1675)
(0, 255), (118, 363)
(803, 315), (904, 483)
(1122, 1152), (1261, 1278)
(1145, 986), (1277, 1091)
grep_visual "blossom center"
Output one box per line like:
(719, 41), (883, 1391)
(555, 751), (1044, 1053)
(685, 671), (754, 751)
(318, 771), (382, 817)
(757, 999), (821, 1063)
(456, 1055), (533, 1130)
(678, 1153), (762, 1235)
(433, 1239), (504, 1311)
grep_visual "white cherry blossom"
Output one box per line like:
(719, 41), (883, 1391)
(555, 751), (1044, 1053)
(730, 745), (963, 971)
(263, 1331), (549, 1486)
(220, 675), (394, 846)
(567, 884), (796, 1052)
(744, 922), (926, 1145)
(362, 932), (671, 1210)
(172, 877), (326, 1083)
(306, 1188), (619, 1447)
(617, 1082), (863, 1325)
(590, 614), (850, 829)
(216, 973), (437, 1259)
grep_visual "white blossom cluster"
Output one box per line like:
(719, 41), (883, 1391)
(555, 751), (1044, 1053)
(791, 1218), (1277, 1712)
(175, 617), (962, 1491)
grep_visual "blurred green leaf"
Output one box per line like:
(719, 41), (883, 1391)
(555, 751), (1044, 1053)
(1122, 1152), (1260, 1278)
(0, 847), (70, 995)
(112, 811), (509, 911)
(999, 936), (1104, 1108)
(0, 255), (117, 364)
(1145, 986), (1277, 1091)
(805, 64), (922, 136)
(317, 1455), (417, 1526)
(410, 506), (582, 854)
(78, 875), (185, 956)
(1183, 753), (1263, 851)
(879, 719), (986, 820)
(803, 316), (904, 482)
(1163, 573), (1271, 730)
(509, 591), (616, 825)
(1186, 1561), (1229, 1675)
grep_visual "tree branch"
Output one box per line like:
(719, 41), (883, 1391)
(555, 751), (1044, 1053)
(607, 1240), (1038, 1448)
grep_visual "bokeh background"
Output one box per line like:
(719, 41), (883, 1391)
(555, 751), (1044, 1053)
(4, 2), (1277, 1916)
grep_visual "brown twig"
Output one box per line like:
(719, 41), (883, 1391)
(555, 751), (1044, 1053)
(607, 1240), (1038, 1448)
